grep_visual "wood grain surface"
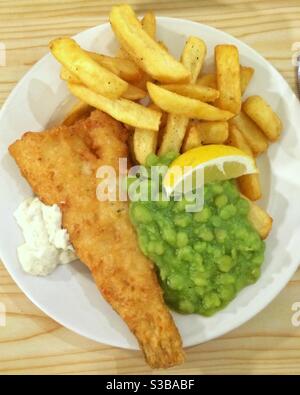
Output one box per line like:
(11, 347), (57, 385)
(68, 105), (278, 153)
(0, 0), (300, 375)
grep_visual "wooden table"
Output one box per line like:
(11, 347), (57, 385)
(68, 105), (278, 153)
(0, 0), (299, 375)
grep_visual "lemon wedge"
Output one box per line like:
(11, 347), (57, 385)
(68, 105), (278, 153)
(163, 145), (257, 195)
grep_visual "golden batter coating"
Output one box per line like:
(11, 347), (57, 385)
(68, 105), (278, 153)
(9, 110), (185, 368)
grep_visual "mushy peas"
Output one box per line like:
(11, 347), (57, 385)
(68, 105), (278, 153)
(129, 153), (265, 316)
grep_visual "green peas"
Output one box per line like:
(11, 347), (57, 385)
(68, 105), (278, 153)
(146, 223), (159, 236)
(215, 228), (227, 243)
(192, 274), (208, 287)
(194, 253), (204, 267)
(179, 300), (195, 314)
(177, 246), (194, 262)
(211, 183), (223, 195)
(159, 267), (168, 281)
(145, 153), (159, 167)
(211, 216), (222, 227)
(132, 204), (152, 223)
(174, 214), (192, 228)
(235, 277), (246, 291)
(212, 247), (223, 259)
(177, 232), (189, 248)
(223, 180), (239, 199)
(162, 226), (177, 246)
(217, 273), (236, 285)
(147, 241), (156, 254)
(236, 198), (249, 215)
(129, 173), (265, 318)
(219, 204), (237, 220)
(173, 198), (190, 213)
(154, 241), (165, 255)
(203, 292), (221, 309)
(162, 248), (176, 267)
(215, 194), (228, 208)
(193, 241), (207, 253)
(194, 287), (205, 297)
(168, 274), (184, 290)
(197, 227), (214, 241)
(250, 267), (261, 280)
(246, 233), (262, 251)
(204, 187), (213, 202)
(189, 257), (204, 278)
(252, 253), (264, 265)
(218, 284), (235, 301)
(205, 244), (215, 255)
(235, 227), (249, 240)
(193, 207), (211, 223)
(159, 151), (179, 165)
(217, 255), (234, 272)
(231, 248), (237, 260)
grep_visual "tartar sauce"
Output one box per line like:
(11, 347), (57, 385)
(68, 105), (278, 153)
(14, 197), (77, 276)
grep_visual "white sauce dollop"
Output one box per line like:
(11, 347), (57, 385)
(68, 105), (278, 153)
(14, 197), (77, 276)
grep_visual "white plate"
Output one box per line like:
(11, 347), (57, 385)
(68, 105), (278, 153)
(1, 18), (300, 350)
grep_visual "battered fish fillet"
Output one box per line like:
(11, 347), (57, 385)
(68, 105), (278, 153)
(9, 110), (185, 368)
